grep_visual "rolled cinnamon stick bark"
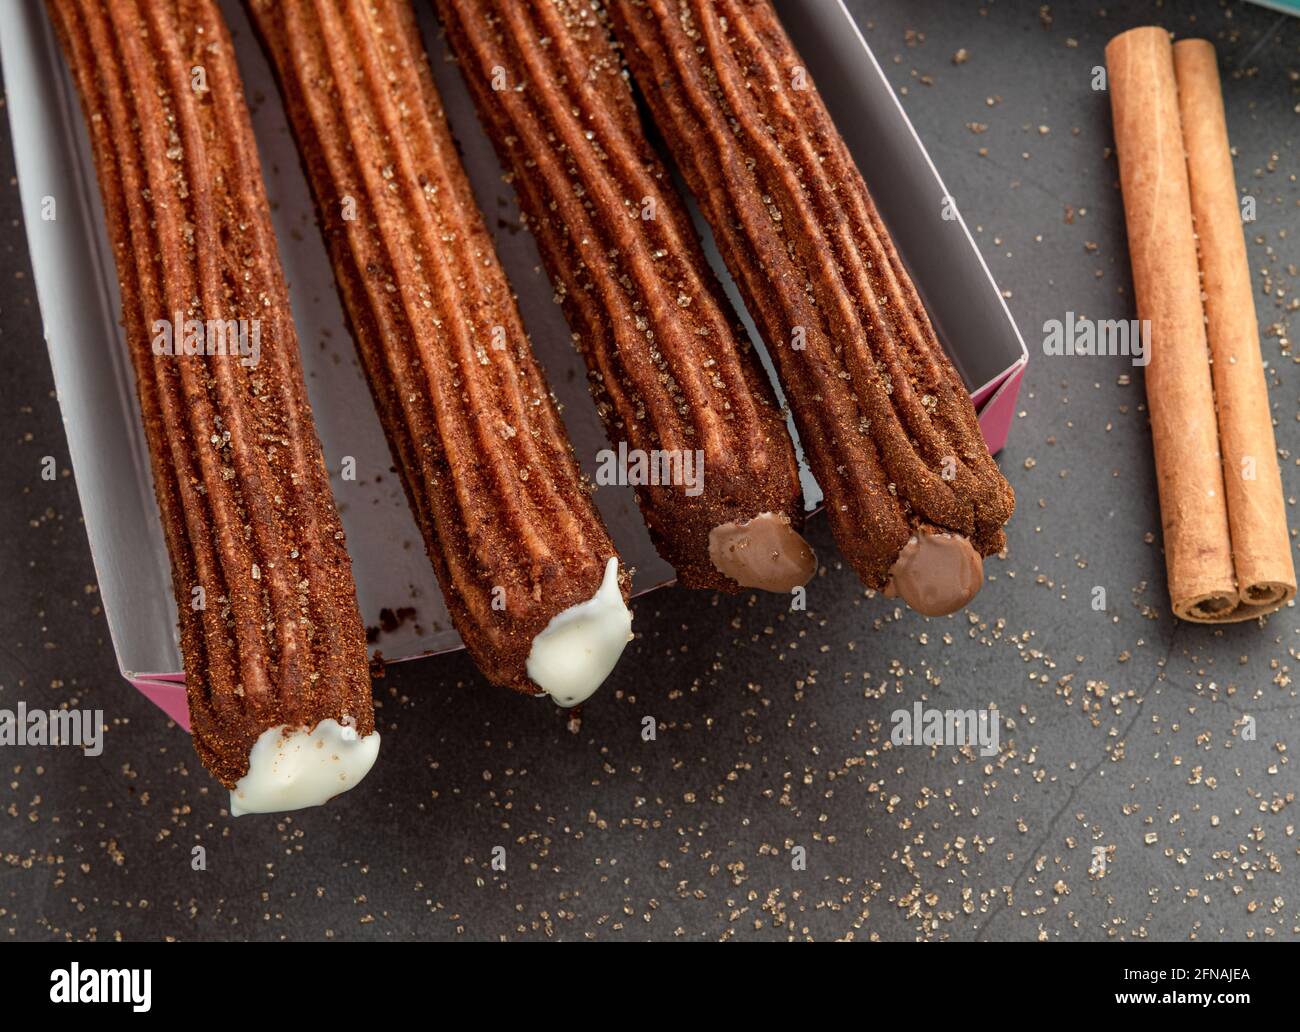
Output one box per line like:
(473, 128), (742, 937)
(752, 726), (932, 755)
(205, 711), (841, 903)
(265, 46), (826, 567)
(1173, 39), (1296, 619)
(1106, 27), (1239, 621)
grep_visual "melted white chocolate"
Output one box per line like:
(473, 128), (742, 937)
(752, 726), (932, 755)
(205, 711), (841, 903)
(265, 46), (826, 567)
(230, 719), (380, 816)
(526, 557), (632, 707)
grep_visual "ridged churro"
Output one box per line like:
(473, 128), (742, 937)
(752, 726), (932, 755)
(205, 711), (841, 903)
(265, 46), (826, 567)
(611, 0), (1014, 614)
(47, 0), (379, 813)
(248, 0), (632, 705)
(434, 0), (813, 594)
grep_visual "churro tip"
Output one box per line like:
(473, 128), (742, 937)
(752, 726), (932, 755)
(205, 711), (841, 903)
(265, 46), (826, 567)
(525, 556), (632, 708)
(229, 720), (381, 817)
(708, 511), (816, 594)
(883, 531), (984, 617)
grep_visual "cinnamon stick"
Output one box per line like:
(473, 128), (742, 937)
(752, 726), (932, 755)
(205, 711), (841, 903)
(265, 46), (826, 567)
(1106, 27), (1239, 621)
(1173, 39), (1296, 619)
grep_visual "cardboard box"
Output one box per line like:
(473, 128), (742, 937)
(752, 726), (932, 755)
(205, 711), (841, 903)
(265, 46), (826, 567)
(0, 0), (1027, 727)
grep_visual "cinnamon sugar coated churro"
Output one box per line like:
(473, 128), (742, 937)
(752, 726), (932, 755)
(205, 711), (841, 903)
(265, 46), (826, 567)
(46, 0), (379, 813)
(248, 0), (632, 704)
(434, 0), (813, 594)
(610, 0), (1014, 615)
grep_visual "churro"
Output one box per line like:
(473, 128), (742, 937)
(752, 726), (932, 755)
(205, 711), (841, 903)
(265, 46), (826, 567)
(434, 0), (813, 593)
(249, 0), (632, 704)
(47, 0), (379, 812)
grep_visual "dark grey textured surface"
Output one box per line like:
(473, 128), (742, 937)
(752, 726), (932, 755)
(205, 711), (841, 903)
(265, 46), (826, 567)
(1, 0), (1297, 941)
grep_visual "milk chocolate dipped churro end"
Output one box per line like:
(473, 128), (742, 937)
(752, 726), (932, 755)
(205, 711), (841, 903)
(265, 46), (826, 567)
(46, 0), (379, 813)
(708, 513), (816, 593)
(882, 531), (985, 617)
(433, 0), (814, 597)
(247, 0), (632, 705)
(609, 0), (1013, 615)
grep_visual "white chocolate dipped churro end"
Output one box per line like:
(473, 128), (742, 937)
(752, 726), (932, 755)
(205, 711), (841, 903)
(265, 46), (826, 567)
(883, 532), (985, 616)
(526, 557), (633, 707)
(230, 719), (381, 817)
(708, 512), (816, 593)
